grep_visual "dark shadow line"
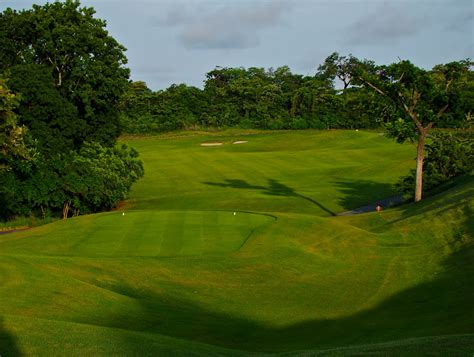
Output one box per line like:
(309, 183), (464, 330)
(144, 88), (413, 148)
(203, 178), (336, 216)
(294, 193), (336, 216)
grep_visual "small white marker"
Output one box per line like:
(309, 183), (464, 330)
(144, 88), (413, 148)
(122, 212), (125, 216)
(233, 212), (236, 216)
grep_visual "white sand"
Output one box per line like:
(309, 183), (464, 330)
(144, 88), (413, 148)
(200, 142), (223, 146)
(232, 141), (248, 144)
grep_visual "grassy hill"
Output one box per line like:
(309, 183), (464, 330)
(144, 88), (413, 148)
(1, 130), (472, 355)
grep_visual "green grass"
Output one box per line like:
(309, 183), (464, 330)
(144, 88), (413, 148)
(1, 130), (473, 356)
(0, 210), (274, 257)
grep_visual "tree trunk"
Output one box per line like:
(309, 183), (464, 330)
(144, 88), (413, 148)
(62, 201), (70, 220)
(414, 129), (428, 202)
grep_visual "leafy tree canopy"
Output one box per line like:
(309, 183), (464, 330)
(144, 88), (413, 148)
(0, 1), (142, 221)
(0, 78), (29, 171)
(0, 0), (130, 146)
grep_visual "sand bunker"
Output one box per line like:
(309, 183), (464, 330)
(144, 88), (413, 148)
(200, 142), (223, 146)
(232, 141), (248, 144)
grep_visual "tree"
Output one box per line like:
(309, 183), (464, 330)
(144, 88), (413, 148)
(354, 59), (472, 202)
(317, 52), (360, 90)
(0, 0), (130, 146)
(61, 142), (144, 218)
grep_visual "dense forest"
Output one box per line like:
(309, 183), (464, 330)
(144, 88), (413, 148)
(119, 54), (473, 134)
(1, 0), (473, 221)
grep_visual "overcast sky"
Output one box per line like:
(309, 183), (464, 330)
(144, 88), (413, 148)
(2, 0), (473, 90)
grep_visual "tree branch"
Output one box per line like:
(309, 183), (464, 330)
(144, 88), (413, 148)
(411, 90), (420, 111)
(445, 78), (453, 92)
(436, 103), (449, 118)
(359, 77), (386, 95)
(396, 71), (404, 83)
(398, 90), (423, 131)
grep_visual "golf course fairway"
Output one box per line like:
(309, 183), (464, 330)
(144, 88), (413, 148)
(1, 130), (473, 355)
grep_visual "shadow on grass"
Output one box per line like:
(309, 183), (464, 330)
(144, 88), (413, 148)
(0, 317), (22, 356)
(4, 179), (473, 354)
(203, 178), (336, 216)
(462, 204), (474, 238)
(333, 180), (398, 211)
(383, 176), (474, 227)
(94, 237), (474, 354)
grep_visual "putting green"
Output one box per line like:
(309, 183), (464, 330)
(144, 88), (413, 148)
(0, 210), (275, 257)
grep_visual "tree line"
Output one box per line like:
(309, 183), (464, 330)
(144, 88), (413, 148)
(120, 55), (472, 135)
(120, 65), (394, 133)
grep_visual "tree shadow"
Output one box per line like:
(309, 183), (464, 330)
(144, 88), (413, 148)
(462, 204), (474, 238)
(203, 178), (336, 216)
(333, 180), (399, 211)
(96, 241), (474, 354)
(5, 199), (473, 354)
(0, 317), (22, 357)
(382, 177), (474, 226)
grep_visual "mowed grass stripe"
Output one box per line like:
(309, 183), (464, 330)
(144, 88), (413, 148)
(161, 210), (186, 256)
(114, 211), (153, 256)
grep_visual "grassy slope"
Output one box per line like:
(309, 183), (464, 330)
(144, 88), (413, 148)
(0, 130), (473, 356)
(129, 130), (413, 215)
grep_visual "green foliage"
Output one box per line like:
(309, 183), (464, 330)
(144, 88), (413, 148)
(316, 52), (359, 89)
(397, 132), (474, 197)
(353, 57), (472, 201)
(1, 143), (144, 218)
(7, 64), (82, 153)
(61, 49), (471, 136)
(0, 78), (27, 170)
(384, 118), (417, 143)
(120, 82), (207, 133)
(355, 59), (473, 141)
(120, 64), (389, 133)
(0, 1), (142, 220)
(342, 86), (397, 129)
(68, 142), (144, 213)
(119, 56), (473, 135)
(0, 0), (130, 145)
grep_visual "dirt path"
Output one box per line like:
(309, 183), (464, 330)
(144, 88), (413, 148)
(337, 195), (404, 216)
(0, 227), (31, 235)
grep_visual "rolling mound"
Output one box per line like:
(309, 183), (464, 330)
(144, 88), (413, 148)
(0, 130), (472, 355)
